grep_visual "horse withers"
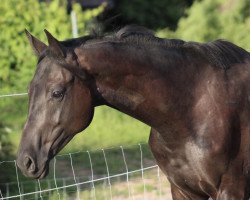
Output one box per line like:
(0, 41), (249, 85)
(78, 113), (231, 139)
(17, 26), (250, 199)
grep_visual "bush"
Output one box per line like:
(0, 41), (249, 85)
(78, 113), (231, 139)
(99, 0), (193, 31)
(158, 0), (250, 50)
(0, 0), (102, 93)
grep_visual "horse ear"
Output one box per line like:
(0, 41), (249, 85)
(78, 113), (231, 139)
(44, 29), (65, 58)
(25, 29), (47, 56)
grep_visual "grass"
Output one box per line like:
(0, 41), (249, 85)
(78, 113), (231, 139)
(62, 106), (150, 152)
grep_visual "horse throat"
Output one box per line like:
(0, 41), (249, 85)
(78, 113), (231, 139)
(98, 85), (146, 111)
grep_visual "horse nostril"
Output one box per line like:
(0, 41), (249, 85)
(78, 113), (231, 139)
(24, 156), (31, 168)
(24, 156), (35, 173)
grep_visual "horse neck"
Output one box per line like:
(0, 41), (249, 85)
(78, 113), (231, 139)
(76, 41), (180, 128)
(95, 70), (166, 128)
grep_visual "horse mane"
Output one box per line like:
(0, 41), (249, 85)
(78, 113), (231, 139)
(112, 25), (250, 70)
(61, 35), (95, 48)
(184, 40), (249, 69)
(56, 25), (250, 70)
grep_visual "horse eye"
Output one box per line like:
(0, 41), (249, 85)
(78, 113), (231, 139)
(52, 89), (65, 99)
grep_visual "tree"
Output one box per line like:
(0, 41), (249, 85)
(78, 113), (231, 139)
(158, 0), (250, 51)
(98, 0), (193, 32)
(0, 0), (103, 93)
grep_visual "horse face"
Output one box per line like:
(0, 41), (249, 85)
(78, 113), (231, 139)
(17, 31), (94, 179)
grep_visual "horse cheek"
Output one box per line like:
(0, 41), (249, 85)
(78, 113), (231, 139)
(71, 84), (93, 134)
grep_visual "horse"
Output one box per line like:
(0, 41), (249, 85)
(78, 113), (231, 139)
(16, 25), (250, 199)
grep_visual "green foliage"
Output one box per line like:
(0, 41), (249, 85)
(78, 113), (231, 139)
(176, 0), (222, 42)
(157, 0), (250, 50)
(0, 124), (12, 159)
(0, 0), (102, 93)
(119, 0), (191, 29)
(101, 0), (193, 31)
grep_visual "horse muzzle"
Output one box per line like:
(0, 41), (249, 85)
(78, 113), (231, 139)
(17, 153), (49, 179)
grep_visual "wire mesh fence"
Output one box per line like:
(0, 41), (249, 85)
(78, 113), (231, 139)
(0, 92), (171, 199)
(0, 144), (171, 200)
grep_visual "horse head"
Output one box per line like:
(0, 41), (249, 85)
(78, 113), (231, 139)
(17, 30), (94, 179)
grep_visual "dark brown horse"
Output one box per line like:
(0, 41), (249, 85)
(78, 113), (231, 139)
(17, 26), (250, 199)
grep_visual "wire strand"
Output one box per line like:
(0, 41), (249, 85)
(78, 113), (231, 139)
(1, 165), (158, 200)
(0, 93), (27, 98)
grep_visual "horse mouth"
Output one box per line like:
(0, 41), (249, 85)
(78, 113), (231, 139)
(49, 132), (74, 159)
(49, 129), (71, 157)
(36, 166), (49, 179)
(31, 132), (73, 179)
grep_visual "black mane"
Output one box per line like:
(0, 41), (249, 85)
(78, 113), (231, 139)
(57, 25), (250, 70)
(112, 25), (250, 70)
(183, 40), (250, 70)
(61, 35), (95, 48)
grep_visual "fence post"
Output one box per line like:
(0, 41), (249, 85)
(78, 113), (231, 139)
(71, 11), (78, 38)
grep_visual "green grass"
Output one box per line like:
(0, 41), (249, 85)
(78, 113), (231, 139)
(63, 106), (150, 152)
